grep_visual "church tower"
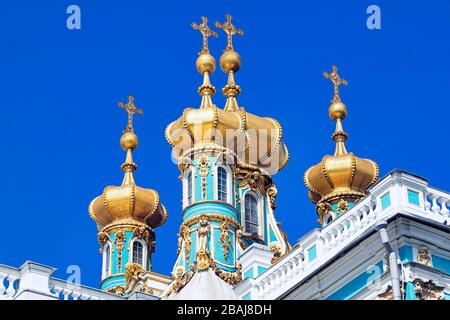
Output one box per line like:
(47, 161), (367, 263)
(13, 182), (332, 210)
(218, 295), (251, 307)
(164, 15), (290, 298)
(88, 96), (168, 294)
(304, 66), (379, 225)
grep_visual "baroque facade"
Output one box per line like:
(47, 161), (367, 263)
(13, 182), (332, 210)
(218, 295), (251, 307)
(1, 15), (449, 301)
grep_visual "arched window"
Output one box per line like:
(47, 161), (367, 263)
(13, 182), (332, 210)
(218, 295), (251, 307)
(132, 241), (144, 265)
(217, 166), (228, 202)
(244, 193), (259, 234)
(186, 170), (193, 206)
(103, 243), (111, 278)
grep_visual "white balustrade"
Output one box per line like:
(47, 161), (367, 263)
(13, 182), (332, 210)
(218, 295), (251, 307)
(0, 265), (20, 300)
(244, 171), (450, 299)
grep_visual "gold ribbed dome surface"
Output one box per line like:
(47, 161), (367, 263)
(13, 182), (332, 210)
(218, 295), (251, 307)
(304, 66), (378, 216)
(89, 96), (167, 231)
(89, 182), (167, 230)
(166, 15), (288, 174)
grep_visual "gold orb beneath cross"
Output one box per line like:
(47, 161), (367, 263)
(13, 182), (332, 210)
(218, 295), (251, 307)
(220, 50), (241, 73)
(196, 53), (216, 74)
(120, 132), (138, 150)
(329, 101), (347, 120)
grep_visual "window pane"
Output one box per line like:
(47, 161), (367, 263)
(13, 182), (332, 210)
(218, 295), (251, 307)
(132, 241), (143, 265)
(187, 171), (193, 205)
(245, 194), (258, 234)
(104, 244), (110, 275)
(217, 167), (227, 202)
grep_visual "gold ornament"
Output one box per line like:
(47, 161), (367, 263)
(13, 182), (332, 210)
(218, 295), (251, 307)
(191, 16), (218, 55)
(114, 230), (126, 271)
(215, 14), (244, 52)
(269, 243), (282, 264)
(196, 219), (211, 270)
(267, 184), (278, 209)
(117, 95), (143, 133)
(107, 285), (125, 296)
(211, 260), (242, 285)
(197, 154), (211, 200)
(97, 232), (110, 253)
(304, 67), (378, 224)
(337, 199), (349, 214)
(219, 221), (231, 260)
(89, 96), (168, 231)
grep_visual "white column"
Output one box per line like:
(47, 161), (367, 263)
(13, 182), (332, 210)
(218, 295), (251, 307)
(14, 261), (57, 300)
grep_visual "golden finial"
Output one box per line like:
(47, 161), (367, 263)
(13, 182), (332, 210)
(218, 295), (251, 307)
(215, 15), (244, 51)
(118, 95), (143, 133)
(191, 16), (218, 55)
(323, 66), (348, 103)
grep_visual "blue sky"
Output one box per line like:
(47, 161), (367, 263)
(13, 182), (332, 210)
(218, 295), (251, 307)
(1, 1), (449, 288)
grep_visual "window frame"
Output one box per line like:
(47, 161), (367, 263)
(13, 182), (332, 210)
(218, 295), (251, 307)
(243, 191), (261, 236)
(128, 238), (148, 269)
(102, 241), (112, 279)
(214, 164), (232, 204)
(182, 167), (195, 209)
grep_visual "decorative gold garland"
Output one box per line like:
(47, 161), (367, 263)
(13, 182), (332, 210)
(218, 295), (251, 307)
(114, 230), (126, 271)
(219, 221), (231, 260)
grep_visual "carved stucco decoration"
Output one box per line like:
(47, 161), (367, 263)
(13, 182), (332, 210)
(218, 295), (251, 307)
(413, 279), (445, 300)
(417, 246), (432, 266)
(196, 219), (212, 270)
(97, 231), (110, 253)
(270, 243), (282, 264)
(266, 184), (278, 210)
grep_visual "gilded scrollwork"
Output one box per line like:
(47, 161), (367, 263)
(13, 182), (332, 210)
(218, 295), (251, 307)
(198, 154), (211, 199)
(266, 184), (278, 210)
(239, 170), (265, 192)
(107, 285), (125, 296)
(133, 226), (150, 242)
(114, 230), (126, 271)
(337, 198), (349, 214)
(211, 260), (242, 285)
(177, 156), (192, 180)
(219, 221), (231, 260)
(196, 219), (211, 270)
(182, 226), (192, 263)
(269, 243), (282, 264)
(316, 202), (333, 225)
(163, 266), (195, 298)
(97, 231), (110, 253)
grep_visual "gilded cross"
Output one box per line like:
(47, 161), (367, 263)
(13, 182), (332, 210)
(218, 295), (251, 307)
(215, 15), (244, 51)
(323, 66), (348, 102)
(117, 95), (143, 132)
(191, 16), (218, 54)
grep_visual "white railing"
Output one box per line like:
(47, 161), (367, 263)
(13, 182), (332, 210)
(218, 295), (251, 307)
(247, 170), (450, 299)
(425, 186), (450, 218)
(0, 265), (20, 300)
(49, 278), (123, 300)
(0, 262), (123, 300)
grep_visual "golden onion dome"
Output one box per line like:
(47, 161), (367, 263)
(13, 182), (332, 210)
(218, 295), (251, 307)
(304, 66), (378, 221)
(166, 15), (288, 174)
(89, 96), (167, 231)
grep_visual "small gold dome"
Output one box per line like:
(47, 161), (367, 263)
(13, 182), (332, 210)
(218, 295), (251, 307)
(165, 106), (289, 174)
(220, 50), (241, 73)
(120, 132), (138, 151)
(196, 53), (216, 74)
(329, 101), (347, 120)
(89, 95), (167, 232)
(89, 184), (167, 230)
